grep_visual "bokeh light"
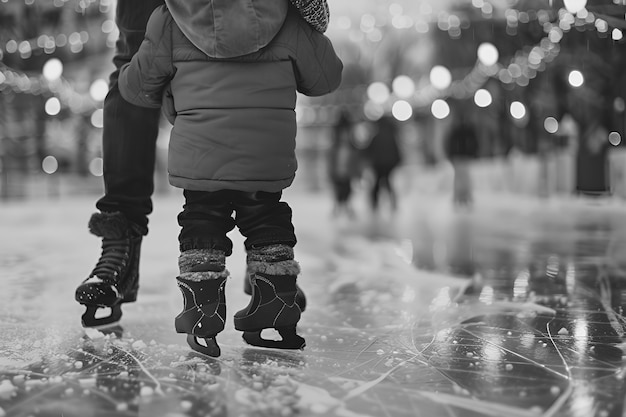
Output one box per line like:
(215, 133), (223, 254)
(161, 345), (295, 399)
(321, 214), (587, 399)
(391, 75), (415, 99)
(392, 100), (413, 121)
(101, 19), (116, 33)
(477, 42), (499, 66)
(609, 131), (622, 146)
(6, 40), (18, 54)
(367, 82), (390, 104)
(42, 156), (58, 174)
(431, 99), (450, 119)
(89, 79), (108, 102)
(544, 117), (559, 134)
(42, 58), (63, 81)
(568, 70), (584, 87)
(474, 89), (493, 107)
(91, 109), (104, 128)
(89, 157), (104, 176)
(429, 66), (452, 90)
(45, 97), (61, 116)
(563, 0), (587, 14)
(363, 101), (385, 121)
(613, 29), (624, 41)
(510, 101), (526, 120)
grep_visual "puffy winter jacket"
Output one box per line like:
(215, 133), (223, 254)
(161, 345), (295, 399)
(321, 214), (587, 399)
(118, 0), (343, 192)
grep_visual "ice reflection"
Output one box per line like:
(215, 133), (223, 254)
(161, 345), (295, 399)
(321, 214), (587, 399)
(513, 269), (530, 299)
(3, 194), (626, 416)
(402, 203), (626, 416)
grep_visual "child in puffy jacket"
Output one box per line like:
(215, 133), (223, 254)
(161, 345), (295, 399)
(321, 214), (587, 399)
(117, 0), (342, 356)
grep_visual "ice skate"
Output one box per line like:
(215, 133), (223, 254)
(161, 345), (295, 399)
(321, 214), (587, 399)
(175, 249), (228, 357)
(235, 270), (305, 351)
(75, 212), (144, 328)
(242, 244), (307, 311)
(244, 269), (307, 312)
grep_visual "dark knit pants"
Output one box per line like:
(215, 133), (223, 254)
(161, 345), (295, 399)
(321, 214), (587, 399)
(178, 190), (297, 256)
(95, 0), (165, 231)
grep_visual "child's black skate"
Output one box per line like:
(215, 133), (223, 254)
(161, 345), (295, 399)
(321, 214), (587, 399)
(75, 212), (144, 328)
(234, 272), (305, 350)
(244, 272), (307, 312)
(175, 275), (227, 357)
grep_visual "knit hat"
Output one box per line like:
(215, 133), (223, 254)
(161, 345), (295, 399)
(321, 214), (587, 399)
(290, 0), (329, 33)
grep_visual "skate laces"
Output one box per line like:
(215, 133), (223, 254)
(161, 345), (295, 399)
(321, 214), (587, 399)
(91, 238), (130, 280)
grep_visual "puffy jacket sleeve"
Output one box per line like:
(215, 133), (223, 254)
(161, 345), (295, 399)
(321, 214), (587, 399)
(293, 19), (343, 97)
(118, 6), (175, 108)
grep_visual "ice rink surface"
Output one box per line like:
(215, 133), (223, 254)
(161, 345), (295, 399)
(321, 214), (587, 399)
(1, 188), (626, 417)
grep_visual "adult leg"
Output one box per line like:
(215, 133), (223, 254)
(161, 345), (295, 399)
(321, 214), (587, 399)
(76, 0), (164, 328)
(370, 169), (382, 210)
(380, 167), (397, 211)
(235, 190), (306, 309)
(95, 0), (165, 230)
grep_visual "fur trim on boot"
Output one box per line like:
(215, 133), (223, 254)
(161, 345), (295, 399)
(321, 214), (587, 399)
(247, 244), (294, 263)
(88, 212), (146, 239)
(247, 244), (300, 277)
(243, 244), (306, 311)
(290, 0), (329, 33)
(248, 260), (300, 276)
(180, 270), (229, 282)
(179, 249), (228, 281)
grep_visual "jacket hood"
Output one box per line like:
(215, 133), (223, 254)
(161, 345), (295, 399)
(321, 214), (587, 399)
(165, 0), (288, 59)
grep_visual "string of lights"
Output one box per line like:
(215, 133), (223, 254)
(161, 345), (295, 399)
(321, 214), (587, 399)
(0, 61), (98, 115)
(2, 0), (625, 125)
(0, 0), (116, 58)
(362, 1), (624, 124)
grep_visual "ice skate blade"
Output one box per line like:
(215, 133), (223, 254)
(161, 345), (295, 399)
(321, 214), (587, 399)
(81, 304), (122, 328)
(186, 334), (221, 357)
(242, 327), (306, 350)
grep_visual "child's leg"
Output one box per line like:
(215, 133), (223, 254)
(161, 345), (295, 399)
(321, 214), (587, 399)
(236, 190), (307, 311)
(232, 191), (305, 350)
(175, 190), (235, 357)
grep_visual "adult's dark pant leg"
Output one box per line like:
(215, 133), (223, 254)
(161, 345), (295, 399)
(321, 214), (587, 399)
(370, 171), (382, 209)
(380, 168), (398, 210)
(370, 166), (396, 210)
(95, 0), (164, 231)
(233, 191), (297, 250)
(178, 190), (236, 256)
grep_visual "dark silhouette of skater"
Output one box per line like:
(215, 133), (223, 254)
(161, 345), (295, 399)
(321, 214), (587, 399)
(363, 115), (402, 212)
(328, 110), (361, 217)
(445, 115), (479, 208)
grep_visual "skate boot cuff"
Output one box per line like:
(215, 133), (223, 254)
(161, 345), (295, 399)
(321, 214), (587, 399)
(247, 244), (294, 263)
(179, 269), (229, 282)
(88, 212), (147, 239)
(248, 260), (300, 276)
(179, 249), (227, 274)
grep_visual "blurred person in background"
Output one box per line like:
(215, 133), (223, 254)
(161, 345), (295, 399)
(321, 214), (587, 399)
(444, 112), (479, 208)
(328, 109), (362, 218)
(74, 0), (336, 336)
(363, 114), (402, 213)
